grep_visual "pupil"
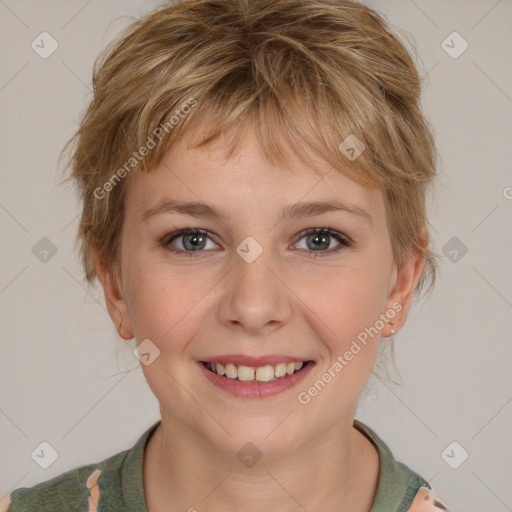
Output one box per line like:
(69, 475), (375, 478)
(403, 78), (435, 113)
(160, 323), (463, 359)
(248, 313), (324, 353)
(309, 233), (328, 250)
(185, 233), (205, 251)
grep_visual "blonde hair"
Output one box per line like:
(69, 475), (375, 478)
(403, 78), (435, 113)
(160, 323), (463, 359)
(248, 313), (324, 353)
(60, 0), (439, 297)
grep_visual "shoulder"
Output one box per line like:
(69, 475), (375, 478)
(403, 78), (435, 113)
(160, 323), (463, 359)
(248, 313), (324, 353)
(353, 420), (453, 512)
(2, 421), (160, 512)
(407, 486), (452, 511)
(2, 450), (126, 512)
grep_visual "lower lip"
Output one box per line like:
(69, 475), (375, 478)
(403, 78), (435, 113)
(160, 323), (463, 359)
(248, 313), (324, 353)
(198, 360), (315, 399)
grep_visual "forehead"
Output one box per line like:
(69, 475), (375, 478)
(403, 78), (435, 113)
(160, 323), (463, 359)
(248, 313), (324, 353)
(124, 123), (385, 226)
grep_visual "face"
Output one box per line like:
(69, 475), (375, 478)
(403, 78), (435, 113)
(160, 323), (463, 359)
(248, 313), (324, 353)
(96, 124), (424, 459)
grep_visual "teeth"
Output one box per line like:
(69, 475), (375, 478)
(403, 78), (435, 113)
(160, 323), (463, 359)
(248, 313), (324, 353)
(225, 363), (237, 379)
(255, 365), (274, 382)
(274, 363), (287, 378)
(216, 363), (225, 376)
(205, 360), (307, 382)
(237, 365), (255, 381)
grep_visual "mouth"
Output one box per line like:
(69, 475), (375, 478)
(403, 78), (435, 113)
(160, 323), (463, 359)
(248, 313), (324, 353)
(198, 357), (315, 398)
(201, 360), (311, 383)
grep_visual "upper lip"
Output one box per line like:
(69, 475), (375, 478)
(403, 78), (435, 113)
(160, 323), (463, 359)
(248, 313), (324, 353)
(201, 354), (313, 367)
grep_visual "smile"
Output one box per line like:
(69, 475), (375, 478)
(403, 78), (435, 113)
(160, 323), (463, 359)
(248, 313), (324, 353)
(202, 360), (308, 382)
(199, 359), (315, 398)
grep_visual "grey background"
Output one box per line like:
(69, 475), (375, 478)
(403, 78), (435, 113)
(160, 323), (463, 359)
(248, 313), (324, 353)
(0, 1), (511, 510)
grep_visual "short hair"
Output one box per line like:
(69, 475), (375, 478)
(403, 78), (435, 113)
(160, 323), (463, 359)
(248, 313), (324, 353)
(60, 0), (439, 297)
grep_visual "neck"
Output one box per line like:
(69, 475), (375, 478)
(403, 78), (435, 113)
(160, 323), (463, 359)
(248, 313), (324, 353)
(143, 411), (379, 512)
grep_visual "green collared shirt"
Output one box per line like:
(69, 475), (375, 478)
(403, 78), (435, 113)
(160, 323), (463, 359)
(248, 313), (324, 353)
(4, 420), (432, 512)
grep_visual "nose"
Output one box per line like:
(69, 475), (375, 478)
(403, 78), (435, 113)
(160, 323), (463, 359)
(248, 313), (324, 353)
(216, 242), (292, 336)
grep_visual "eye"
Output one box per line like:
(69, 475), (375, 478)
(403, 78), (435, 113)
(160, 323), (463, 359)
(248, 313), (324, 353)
(161, 227), (351, 258)
(163, 228), (218, 257)
(293, 228), (351, 257)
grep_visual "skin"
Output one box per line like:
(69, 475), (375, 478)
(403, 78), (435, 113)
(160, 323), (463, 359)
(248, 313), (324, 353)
(94, 122), (426, 512)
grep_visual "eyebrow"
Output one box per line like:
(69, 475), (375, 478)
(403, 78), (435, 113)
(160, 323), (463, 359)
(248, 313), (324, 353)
(141, 199), (372, 225)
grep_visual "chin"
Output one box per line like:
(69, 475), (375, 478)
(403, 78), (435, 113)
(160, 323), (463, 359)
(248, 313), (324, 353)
(201, 417), (308, 463)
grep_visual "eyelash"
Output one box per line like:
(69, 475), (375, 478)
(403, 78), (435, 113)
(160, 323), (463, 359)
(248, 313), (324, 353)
(161, 227), (352, 258)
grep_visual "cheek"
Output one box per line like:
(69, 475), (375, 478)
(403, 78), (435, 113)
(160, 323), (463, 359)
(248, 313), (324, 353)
(125, 257), (220, 348)
(296, 271), (387, 410)
(304, 262), (389, 346)
(297, 267), (389, 408)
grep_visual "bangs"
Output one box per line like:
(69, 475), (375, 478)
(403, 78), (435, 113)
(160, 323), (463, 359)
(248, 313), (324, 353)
(127, 33), (391, 190)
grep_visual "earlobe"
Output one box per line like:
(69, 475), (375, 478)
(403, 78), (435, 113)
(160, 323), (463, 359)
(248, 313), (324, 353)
(384, 229), (428, 336)
(91, 245), (134, 340)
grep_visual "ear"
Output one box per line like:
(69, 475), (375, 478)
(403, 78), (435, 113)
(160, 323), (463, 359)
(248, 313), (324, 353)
(92, 245), (134, 340)
(382, 227), (428, 337)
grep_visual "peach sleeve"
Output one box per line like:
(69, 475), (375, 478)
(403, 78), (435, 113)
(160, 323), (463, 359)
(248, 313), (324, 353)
(408, 486), (451, 511)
